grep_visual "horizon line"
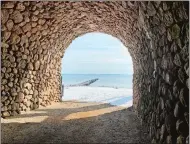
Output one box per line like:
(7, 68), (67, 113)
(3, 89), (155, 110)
(61, 73), (133, 75)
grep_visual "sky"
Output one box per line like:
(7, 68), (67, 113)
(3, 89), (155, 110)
(61, 32), (133, 75)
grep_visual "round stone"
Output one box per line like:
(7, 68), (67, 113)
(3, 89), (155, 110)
(2, 42), (9, 48)
(8, 82), (13, 88)
(31, 28), (38, 34)
(22, 23), (32, 33)
(24, 83), (32, 90)
(38, 19), (46, 25)
(6, 20), (14, 31)
(10, 33), (20, 44)
(179, 88), (189, 107)
(26, 32), (31, 37)
(2, 2), (15, 8)
(2, 111), (10, 117)
(20, 35), (29, 47)
(171, 24), (180, 39)
(178, 68), (186, 83)
(26, 95), (33, 100)
(147, 2), (156, 16)
(24, 89), (30, 95)
(33, 90), (38, 97)
(1, 106), (8, 112)
(16, 92), (25, 102)
(34, 61), (40, 70)
(2, 79), (7, 85)
(18, 60), (27, 69)
(13, 25), (23, 35)
(22, 54), (27, 60)
(174, 54), (182, 67)
(173, 80), (183, 99)
(33, 10), (40, 15)
(174, 101), (183, 118)
(31, 15), (38, 21)
(31, 22), (37, 27)
(4, 100), (10, 106)
(13, 68), (18, 74)
(165, 72), (174, 85)
(10, 111), (19, 116)
(9, 56), (16, 63)
(16, 2), (25, 11)
(28, 62), (34, 70)
(1, 9), (9, 24)
(160, 97), (164, 110)
(160, 124), (167, 141)
(1, 96), (8, 102)
(3, 31), (11, 42)
(11, 10), (23, 23)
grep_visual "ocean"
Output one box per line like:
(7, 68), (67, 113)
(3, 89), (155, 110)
(62, 74), (133, 88)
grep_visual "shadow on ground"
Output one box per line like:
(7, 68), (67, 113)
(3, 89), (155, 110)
(2, 101), (150, 144)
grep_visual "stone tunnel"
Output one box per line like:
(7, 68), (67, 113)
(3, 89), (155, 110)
(1, 1), (189, 143)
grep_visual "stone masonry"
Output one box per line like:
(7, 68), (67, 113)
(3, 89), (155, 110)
(1, 1), (189, 143)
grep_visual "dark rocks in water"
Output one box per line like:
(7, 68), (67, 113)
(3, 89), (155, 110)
(68, 78), (99, 87)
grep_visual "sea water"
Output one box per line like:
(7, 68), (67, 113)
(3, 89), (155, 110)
(62, 74), (133, 107)
(62, 74), (133, 88)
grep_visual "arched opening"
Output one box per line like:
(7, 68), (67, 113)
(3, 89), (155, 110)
(1, 1), (189, 144)
(61, 32), (133, 107)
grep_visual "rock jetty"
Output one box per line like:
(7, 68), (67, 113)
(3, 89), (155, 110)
(67, 78), (99, 87)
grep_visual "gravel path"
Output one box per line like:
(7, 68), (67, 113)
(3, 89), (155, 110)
(2, 101), (150, 143)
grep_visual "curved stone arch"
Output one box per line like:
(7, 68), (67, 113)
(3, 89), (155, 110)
(1, 1), (189, 142)
(20, 1), (142, 109)
(38, 27), (139, 107)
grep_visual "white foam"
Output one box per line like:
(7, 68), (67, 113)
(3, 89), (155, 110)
(62, 86), (133, 108)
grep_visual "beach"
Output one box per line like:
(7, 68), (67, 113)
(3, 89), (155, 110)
(2, 101), (149, 143)
(62, 86), (133, 108)
(1, 79), (145, 143)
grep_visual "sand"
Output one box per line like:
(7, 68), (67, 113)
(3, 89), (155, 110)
(2, 87), (150, 143)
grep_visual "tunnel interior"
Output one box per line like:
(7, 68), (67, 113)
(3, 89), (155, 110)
(1, 1), (189, 143)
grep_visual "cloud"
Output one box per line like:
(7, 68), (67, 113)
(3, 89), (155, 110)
(62, 32), (133, 74)
(77, 57), (132, 65)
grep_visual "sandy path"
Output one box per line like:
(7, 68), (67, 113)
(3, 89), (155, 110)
(2, 101), (150, 143)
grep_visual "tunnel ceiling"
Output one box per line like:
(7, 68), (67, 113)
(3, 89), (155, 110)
(1, 1), (189, 143)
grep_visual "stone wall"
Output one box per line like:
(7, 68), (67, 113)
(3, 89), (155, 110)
(136, 2), (189, 143)
(1, 1), (189, 143)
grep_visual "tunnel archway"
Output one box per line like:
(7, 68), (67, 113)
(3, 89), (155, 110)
(61, 32), (133, 106)
(1, 1), (189, 143)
